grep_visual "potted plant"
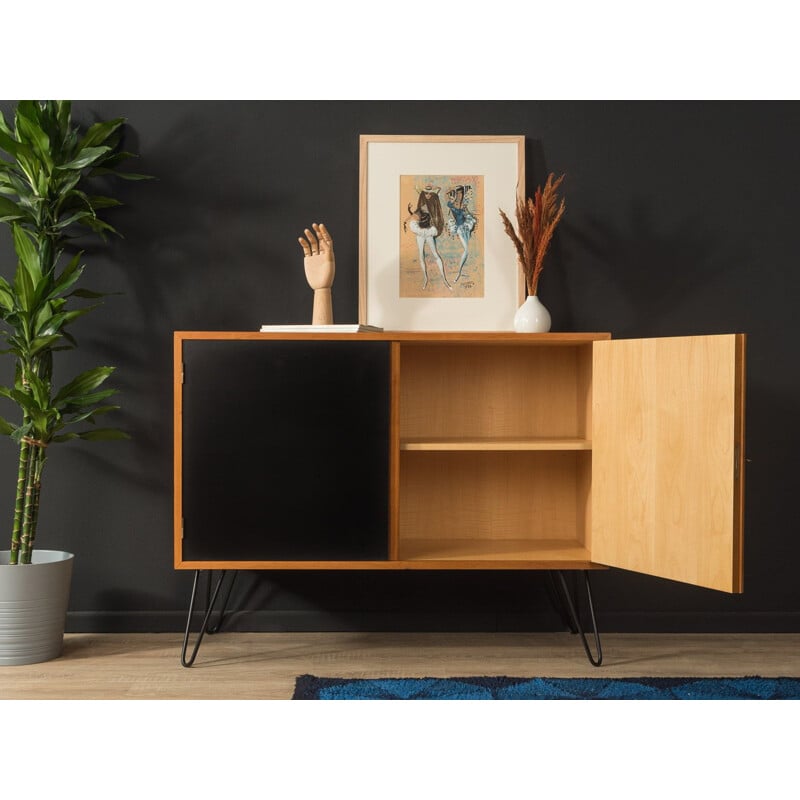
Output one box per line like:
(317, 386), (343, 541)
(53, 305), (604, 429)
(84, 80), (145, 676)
(500, 172), (566, 332)
(0, 100), (147, 665)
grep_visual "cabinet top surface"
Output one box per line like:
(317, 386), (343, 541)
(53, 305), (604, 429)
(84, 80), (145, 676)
(175, 331), (612, 343)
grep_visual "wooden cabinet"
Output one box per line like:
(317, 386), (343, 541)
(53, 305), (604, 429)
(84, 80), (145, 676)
(174, 331), (745, 594)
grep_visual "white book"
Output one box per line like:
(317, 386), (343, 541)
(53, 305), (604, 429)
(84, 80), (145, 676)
(259, 324), (384, 333)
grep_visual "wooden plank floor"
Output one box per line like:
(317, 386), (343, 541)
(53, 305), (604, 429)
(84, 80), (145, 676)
(1, 632), (799, 699)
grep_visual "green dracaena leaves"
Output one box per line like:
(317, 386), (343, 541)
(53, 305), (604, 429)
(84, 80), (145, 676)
(0, 101), (148, 452)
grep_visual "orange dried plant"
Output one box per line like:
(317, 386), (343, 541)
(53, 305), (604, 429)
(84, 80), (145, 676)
(499, 172), (566, 297)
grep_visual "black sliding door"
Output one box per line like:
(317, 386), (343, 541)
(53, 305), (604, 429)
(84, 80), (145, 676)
(181, 340), (391, 561)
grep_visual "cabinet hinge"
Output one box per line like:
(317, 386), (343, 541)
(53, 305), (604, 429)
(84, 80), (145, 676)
(181, 519), (185, 539)
(181, 363), (185, 384)
(734, 444), (740, 480)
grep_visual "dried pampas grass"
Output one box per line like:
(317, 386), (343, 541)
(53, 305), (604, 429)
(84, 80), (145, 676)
(500, 173), (566, 297)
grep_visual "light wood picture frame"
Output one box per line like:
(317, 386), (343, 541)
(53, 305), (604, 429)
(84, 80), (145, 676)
(359, 135), (525, 331)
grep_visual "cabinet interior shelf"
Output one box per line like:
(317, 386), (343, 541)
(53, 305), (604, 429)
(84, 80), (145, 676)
(398, 538), (593, 564)
(400, 437), (592, 452)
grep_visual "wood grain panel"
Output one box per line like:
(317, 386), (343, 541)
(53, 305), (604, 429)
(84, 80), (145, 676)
(174, 331), (611, 344)
(176, 555), (601, 570)
(389, 342), (401, 560)
(398, 538), (592, 564)
(591, 334), (743, 592)
(400, 345), (586, 439)
(576, 342), (593, 439)
(733, 334), (746, 591)
(400, 437), (591, 451)
(399, 451), (590, 544)
(173, 333), (184, 568)
(8, 633), (799, 699)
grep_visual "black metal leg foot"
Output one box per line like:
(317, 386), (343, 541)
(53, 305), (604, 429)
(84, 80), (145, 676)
(181, 570), (229, 668)
(556, 570), (603, 667)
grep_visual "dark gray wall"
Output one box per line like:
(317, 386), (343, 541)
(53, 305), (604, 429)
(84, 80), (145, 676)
(1, 100), (797, 632)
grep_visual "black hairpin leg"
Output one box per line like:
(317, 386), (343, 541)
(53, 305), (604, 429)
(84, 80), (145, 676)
(555, 570), (603, 667)
(206, 571), (237, 634)
(181, 570), (234, 667)
(546, 571), (578, 634)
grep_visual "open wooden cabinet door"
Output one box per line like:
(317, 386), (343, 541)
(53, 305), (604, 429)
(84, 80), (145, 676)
(591, 334), (746, 592)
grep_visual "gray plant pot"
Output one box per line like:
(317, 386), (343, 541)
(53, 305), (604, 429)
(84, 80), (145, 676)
(0, 550), (74, 666)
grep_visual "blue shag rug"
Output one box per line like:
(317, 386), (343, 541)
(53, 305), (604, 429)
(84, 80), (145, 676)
(293, 674), (800, 700)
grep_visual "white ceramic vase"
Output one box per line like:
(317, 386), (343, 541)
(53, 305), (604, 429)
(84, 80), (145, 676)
(513, 295), (551, 333)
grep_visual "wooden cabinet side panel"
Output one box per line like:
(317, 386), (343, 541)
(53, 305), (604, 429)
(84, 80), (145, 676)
(389, 342), (401, 560)
(173, 334), (184, 567)
(576, 345), (593, 553)
(732, 334), (746, 591)
(591, 334), (741, 592)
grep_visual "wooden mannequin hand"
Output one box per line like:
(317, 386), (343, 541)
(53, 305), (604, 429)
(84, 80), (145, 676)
(299, 223), (335, 290)
(298, 222), (335, 324)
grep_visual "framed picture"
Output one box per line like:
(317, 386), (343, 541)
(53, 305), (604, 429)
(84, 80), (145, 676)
(359, 135), (525, 331)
